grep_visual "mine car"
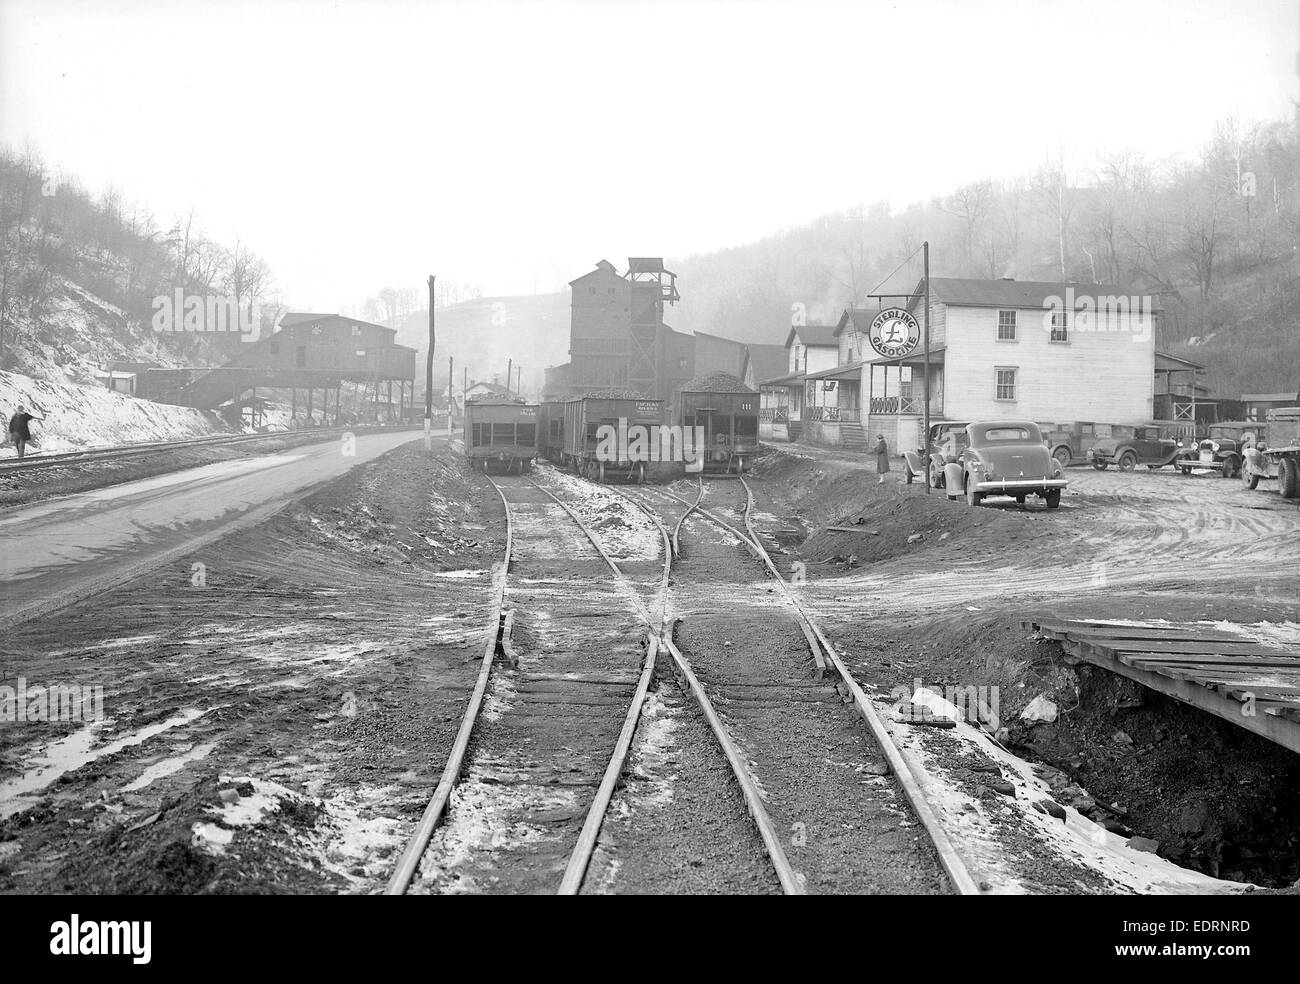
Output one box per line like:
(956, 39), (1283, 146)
(463, 398), (539, 473)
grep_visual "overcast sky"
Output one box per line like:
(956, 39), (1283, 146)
(1, 0), (1296, 310)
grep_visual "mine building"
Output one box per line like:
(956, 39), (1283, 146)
(143, 312), (416, 426)
(552, 257), (748, 403)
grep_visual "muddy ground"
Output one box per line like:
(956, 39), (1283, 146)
(746, 445), (1300, 888)
(1, 436), (1296, 894)
(0, 443), (504, 893)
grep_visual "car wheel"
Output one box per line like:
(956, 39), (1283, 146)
(1220, 455), (1238, 479)
(1179, 465), (1191, 475)
(1118, 451), (1138, 472)
(905, 467), (914, 485)
(1243, 470), (1260, 491)
(1046, 488), (1061, 509)
(1052, 447), (1070, 469)
(1281, 458), (1299, 500)
(965, 475), (982, 507)
(1092, 461), (1107, 471)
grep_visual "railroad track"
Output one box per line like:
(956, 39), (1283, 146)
(0, 424), (419, 473)
(620, 477), (979, 895)
(385, 473), (664, 895)
(389, 465), (978, 895)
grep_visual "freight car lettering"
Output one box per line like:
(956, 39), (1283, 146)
(594, 419), (706, 463)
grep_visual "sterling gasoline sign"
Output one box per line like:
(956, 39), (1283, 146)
(868, 307), (921, 359)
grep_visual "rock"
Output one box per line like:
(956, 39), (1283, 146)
(1034, 799), (1067, 820)
(1112, 731), (1134, 746)
(218, 788), (241, 804)
(1100, 817), (1132, 836)
(862, 761), (890, 776)
(989, 781), (1016, 797)
(906, 533), (922, 543)
(1128, 836), (1161, 854)
(1020, 695), (1059, 725)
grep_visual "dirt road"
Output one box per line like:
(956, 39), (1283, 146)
(0, 432), (423, 626)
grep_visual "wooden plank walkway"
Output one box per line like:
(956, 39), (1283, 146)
(1021, 617), (1300, 755)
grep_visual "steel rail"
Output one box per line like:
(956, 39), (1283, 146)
(528, 477), (665, 894)
(651, 478), (980, 896)
(613, 483), (806, 895)
(384, 473), (513, 895)
(0, 424), (420, 473)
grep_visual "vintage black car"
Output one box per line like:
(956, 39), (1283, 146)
(1088, 425), (1185, 471)
(961, 420), (1067, 508)
(1179, 422), (1263, 478)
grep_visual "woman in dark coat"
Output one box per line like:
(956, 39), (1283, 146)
(875, 434), (889, 484)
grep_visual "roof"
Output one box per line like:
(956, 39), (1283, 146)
(681, 371), (753, 394)
(279, 312), (334, 327)
(627, 257), (668, 274)
(742, 344), (787, 385)
(806, 360), (868, 381)
(869, 345), (946, 367)
(759, 372), (805, 386)
(466, 381), (513, 396)
(1155, 352), (1205, 372)
(903, 278), (1163, 313)
(568, 262), (625, 286)
(833, 308), (877, 338)
(783, 324), (838, 348)
(1242, 392), (1300, 402)
(277, 312), (395, 336)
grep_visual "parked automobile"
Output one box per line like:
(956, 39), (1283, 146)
(1039, 421), (1099, 467)
(961, 420), (1067, 508)
(1243, 408), (1300, 497)
(902, 420), (970, 487)
(1087, 425), (1185, 471)
(1177, 421), (1263, 478)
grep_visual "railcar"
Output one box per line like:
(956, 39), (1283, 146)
(677, 383), (760, 475)
(560, 393), (666, 483)
(539, 400), (566, 463)
(463, 398), (539, 473)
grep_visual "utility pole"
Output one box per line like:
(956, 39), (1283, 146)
(515, 365), (522, 399)
(922, 242), (931, 496)
(448, 356), (454, 439)
(425, 275), (435, 451)
(463, 366), (468, 446)
(506, 358), (513, 397)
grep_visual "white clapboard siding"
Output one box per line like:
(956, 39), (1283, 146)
(943, 303), (1154, 422)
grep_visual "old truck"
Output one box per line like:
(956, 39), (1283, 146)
(1242, 407), (1300, 499)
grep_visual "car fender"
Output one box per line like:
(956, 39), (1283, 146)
(942, 461), (964, 495)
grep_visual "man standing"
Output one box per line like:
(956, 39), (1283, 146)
(875, 433), (890, 484)
(7, 405), (41, 459)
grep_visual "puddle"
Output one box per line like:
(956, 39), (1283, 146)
(0, 707), (209, 819)
(122, 741), (218, 791)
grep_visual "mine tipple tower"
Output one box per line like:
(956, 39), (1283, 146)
(626, 257), (679, 399)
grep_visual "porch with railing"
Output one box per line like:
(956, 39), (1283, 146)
(807, 406), (860, 423)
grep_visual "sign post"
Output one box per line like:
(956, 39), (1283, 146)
(923, 241), (931, 496)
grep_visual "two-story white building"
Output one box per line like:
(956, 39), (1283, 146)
(802, 277), (1160, 453)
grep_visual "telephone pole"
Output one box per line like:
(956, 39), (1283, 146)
(425, 275), (435, 451)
